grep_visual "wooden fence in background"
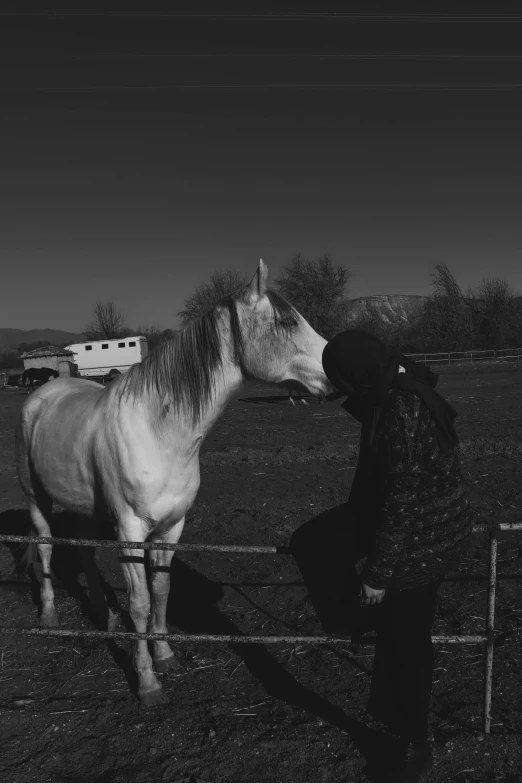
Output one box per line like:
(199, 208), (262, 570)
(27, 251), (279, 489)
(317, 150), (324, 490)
(405, 347), (522, 366)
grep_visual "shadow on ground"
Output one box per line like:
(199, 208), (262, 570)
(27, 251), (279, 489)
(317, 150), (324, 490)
(165, 512), (403, 781)
(0, 505), (403, 781)
(238, 394), (323, 405)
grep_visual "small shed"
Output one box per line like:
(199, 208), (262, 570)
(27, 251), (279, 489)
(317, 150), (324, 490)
(20, 346), (76, 374)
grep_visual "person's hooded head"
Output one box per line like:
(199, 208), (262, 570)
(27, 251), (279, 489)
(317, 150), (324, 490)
(322, 330), (459, 454)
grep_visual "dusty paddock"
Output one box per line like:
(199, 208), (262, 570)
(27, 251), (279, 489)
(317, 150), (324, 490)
(0, 366), (521, 783)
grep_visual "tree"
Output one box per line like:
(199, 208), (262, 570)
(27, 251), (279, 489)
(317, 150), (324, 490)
(468, 276), (520, 349)
(0, 347), (21, 371)
(177, 269), (248, 326)
(275, 254), (352, 339)
(84, 300), (128, 340)
(413, 264), (522, 352)
(136, 325), (178, 352)
(416, 264), (474, 351)
(431, 262), (466, 302)
(507, 295), (522, 346)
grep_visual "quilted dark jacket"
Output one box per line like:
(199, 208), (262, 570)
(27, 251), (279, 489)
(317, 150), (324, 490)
(343, 388), (473, 591)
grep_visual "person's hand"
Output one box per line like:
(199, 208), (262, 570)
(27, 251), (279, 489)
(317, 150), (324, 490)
(360, 583), (386, 606)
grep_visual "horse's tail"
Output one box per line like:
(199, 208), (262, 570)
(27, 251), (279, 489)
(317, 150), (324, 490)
(12, 512), (39, 576)
(16, 540), (39, 576)
(13, 412), (40, 575)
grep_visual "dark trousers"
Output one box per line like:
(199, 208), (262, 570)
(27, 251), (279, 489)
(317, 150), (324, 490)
(290, 505), (440, 741)
(368, 580), (440, 740)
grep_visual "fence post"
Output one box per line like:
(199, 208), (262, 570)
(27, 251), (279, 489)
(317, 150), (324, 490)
(483, 528), (497, 734)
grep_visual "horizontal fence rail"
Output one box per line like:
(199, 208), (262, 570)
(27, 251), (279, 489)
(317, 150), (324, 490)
(0, 627), (486, 645)
(0, 535), (290, 553)
(1, 523), (521, 734)
(1, 523), (519, 552)
(405, 347), (522, 366)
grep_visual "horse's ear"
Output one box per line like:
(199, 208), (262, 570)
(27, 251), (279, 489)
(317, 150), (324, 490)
(245, 259), (269, 299)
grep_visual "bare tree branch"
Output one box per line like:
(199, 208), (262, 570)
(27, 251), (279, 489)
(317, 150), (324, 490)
(177, 269), (247, 326)
(84, 300), (127, 340)
(275, 254), (352, 339)
(136, 324), (178, 352)
(470, 276), (521, 348)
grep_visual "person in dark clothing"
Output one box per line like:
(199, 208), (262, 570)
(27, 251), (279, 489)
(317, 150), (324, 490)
(319, 330), (473, 780)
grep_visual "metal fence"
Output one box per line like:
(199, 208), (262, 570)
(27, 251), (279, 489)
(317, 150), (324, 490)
(1, 522), (521, 733)
(405, 347), (522, 366)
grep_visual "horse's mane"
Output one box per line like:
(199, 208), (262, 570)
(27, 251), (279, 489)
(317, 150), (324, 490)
(119, 288), (298, 424)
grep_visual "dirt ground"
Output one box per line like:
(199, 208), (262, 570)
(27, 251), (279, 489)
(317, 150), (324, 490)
(0, 365), (521, 783)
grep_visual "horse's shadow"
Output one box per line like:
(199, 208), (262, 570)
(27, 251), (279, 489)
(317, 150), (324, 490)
(0, 508), (120, 631)
(0, 505), (399, 781)
(0, 507), (139, 694)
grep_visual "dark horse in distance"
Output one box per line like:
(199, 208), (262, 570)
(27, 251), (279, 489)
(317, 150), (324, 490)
(21, 367), (59, 390)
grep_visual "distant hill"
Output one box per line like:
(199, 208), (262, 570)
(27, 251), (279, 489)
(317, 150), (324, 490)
(2, 294), (519, 349)
(0, 328), (85, 351)
(345, 295), (430, 325)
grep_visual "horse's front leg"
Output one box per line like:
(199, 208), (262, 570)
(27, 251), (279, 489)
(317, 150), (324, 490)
(149, 517), (185, 672)
(118, 514), (167, 706)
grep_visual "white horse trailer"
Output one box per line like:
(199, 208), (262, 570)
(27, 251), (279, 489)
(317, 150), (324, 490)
(64, 336), (148, 378)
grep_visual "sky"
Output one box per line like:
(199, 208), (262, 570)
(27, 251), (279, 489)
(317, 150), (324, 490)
(2, 7), (522, 332)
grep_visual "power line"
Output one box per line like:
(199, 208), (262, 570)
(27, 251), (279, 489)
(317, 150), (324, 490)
(3, 11), (522, 22)
(66, 52), (522, 61)
(4, 82), (522, 92)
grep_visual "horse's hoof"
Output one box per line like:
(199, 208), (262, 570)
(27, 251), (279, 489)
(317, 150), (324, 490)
(154, 654), (180, 673)
(39, 613), (60, 628)
(138, 688), (170, 707)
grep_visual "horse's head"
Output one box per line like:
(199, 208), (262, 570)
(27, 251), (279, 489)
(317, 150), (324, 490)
(233, 260), (334, 398)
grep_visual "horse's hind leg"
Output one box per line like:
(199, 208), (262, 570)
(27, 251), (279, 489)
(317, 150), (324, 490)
(149, 517), (186, 673)
(29, 496), (59, 627)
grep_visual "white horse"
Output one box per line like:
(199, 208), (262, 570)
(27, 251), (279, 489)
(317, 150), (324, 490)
(15, 260), (332, 706)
